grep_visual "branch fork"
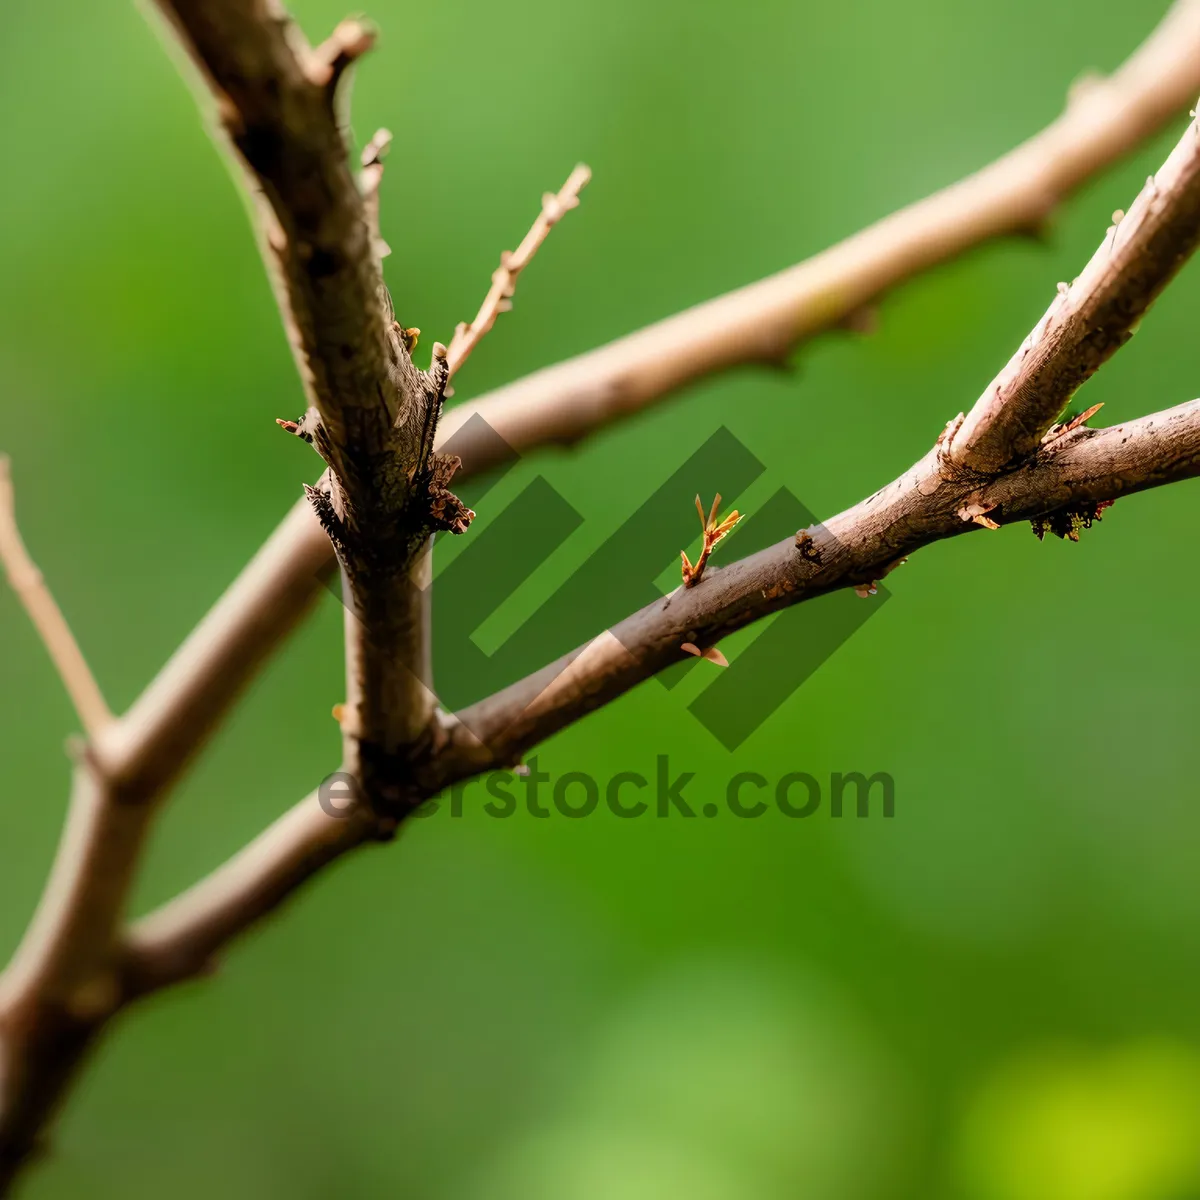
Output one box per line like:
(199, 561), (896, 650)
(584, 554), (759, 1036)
(6, 2), (1200, 1191)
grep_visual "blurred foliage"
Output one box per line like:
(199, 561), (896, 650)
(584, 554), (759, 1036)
(2, 0), (1200, 1197)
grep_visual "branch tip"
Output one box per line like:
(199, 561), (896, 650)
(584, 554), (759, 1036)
(308, 18), (376, 89)
(0, 455), (111, 738)
(361, 126), (393, 171)
(949, 107), (1200, 472)
(446, 163), (591, 379)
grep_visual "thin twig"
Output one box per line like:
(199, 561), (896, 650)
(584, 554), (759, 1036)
(441, 398), (1200, 770)
(0, 456), (111, 739)
(445, 164), (591, 380)
(306, 17), (375, 90)
(680, 494), (742, 587)
(123, 790), (373, 995)
(438, 0), (1200, 474)
(949, 111), (1200, 471)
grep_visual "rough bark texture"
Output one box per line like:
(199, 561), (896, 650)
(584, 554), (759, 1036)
(950, 119), (1200, 471)
(4, 1), (1200, 1192)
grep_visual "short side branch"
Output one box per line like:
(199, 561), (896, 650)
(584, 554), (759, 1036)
(0, 457), (110, 739)
(439, 0), (1200, 474)
(446, 165), (591, 379)
(949, 111), (1200, 471)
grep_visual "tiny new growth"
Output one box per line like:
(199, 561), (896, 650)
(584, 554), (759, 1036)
(681, 493), (742, 587)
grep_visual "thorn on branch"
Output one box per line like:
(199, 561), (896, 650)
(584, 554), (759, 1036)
(276, 417), (310, 443)
(1042, 401), (1105, 448)
(277, 408), (335, 466)
(407, 341), (451, 468)
(361, 126), (393, 174)
(681, 494), (742, 587)
(446, 164), (591, 379)
(429, 340), (449, 396)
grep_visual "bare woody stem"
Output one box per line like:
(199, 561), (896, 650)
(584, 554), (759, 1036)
(443, 399), (1200, 769)
(0, 459), (111, 739)
(150, 0), (396, 492)
(122, 393), (1200, 994)
(2, 0), (448, 1180)
(5, 1), (1200, 1190)
(116, 85), (1200, 994)
(445, 165), (592, 380)
(156, 0), (470, 805)
(146, 0), (1200, 728)
(949, 115), (1200, 471)
(439, 0), (1200, 474)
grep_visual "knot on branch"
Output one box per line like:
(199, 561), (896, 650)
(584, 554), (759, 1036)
(794, 528), (822, 565)
(283, 334), (472, 568)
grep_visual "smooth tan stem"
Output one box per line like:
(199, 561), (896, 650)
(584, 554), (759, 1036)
(0, 457), (111, 740)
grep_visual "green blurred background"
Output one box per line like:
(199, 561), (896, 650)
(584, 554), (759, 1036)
(3, 0), (1200, 1196)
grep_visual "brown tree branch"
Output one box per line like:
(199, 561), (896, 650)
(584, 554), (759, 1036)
(0, 457), (111, 740)
(0, 492), (335, 1186)
(438, 0), (1200, 474)
(442, 398), (1200, 768)
(1, 0), (445, 1180)
(360, 127), (394, 265)
(150, 0), (1200, 718)
(122, 790), (374, 997)
(115, 75), (1200, 1000)
(5, 3), (1200, 1189)
(120, 395), (1200, 997)
(149, 0), (397, 494)
(155, 0), (466, 808)
(949, 113), (1200, 471)
(445, 165), (592, 380)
